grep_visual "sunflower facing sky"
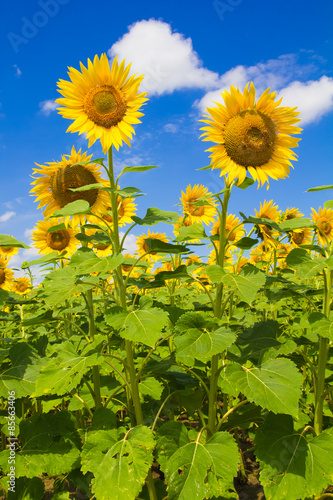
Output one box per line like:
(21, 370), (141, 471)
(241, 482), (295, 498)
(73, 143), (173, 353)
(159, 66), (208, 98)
(180, 184), (217, 225)
(136, 230), (169, 261)
(56, 54), (148, 153)
(30, 146), (110, 226)
(211, 214), (244, 242)
(200, 82), (302, 188)
(31, 218), (79, 256)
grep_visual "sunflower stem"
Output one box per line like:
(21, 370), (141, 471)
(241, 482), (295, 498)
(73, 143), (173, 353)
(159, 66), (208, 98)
(86, 288), (102, 409)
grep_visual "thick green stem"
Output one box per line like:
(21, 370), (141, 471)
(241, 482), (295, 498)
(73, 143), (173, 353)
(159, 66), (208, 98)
(86, 289), (102, 409)
(314, 269), (331, 434)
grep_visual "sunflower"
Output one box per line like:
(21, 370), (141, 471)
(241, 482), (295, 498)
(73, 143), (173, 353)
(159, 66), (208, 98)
(311, 207), (333, 246)
(211, 214), (244, 242)
(56, 54), (148, 153)
(180, 184), (217, 225)
(31, 218), (79, 256)
(93, 243), (113, 257)
(0, 241), (19, 260)
(200, 82), (302, 188)
(250, 242), (272, 266)
(30, 146), (110, 226)
(254, 200), (280, 246)
(0, 264), (14, 291)
(281, 207), (304, 222)
(289, 227), (313, 247)
(136, 230), (168, 261)
(101, 194), (137, 227)
(12, 277), (31, 295)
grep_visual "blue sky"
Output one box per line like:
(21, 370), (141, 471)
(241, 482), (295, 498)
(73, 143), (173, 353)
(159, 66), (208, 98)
(1, 0), (333, 272)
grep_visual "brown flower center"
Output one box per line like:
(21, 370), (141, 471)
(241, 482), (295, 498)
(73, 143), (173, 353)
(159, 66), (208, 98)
(84, 85), (127, 129)
(320, 220), (331, 234)
(51, 164), (98, 208)
(16, 281), (29, 293)
(223, 110), (276, 167)
(46, 230), (71, 251)
(102, 198), (124, 224)
(0, 247), (13, 254)
(187, 199), (205, 217)
(292, 231), (305, 245)
(0, 269), (5, 285)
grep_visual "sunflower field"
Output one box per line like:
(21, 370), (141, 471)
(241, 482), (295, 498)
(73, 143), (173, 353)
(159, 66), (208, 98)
(1, 54), (333, 500)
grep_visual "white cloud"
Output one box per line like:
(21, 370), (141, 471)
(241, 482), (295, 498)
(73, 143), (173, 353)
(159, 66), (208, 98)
(120, 232), (137, 255)
(278, 76), (333, 126)
(24, 228), (33, 238)
(164, 123), (178, 133)
(0, 211), (16, 223)
(108, 19), (220, 95)
(9, 247), (44, 283)
(39, 99), (57, 116)
(13, 64), (22, 77)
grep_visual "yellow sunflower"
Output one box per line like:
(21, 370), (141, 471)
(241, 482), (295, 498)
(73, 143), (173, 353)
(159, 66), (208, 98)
(12, 277), (31, 295)
(180, 184), (217, 225)
(101, 194), (137, 227)
(200, 82), (302, 188)
(0, 241), (19, 260)
(289, 227), (313, 247)
(93, 243), (113, 257)
(311, 207), (333, 246)
(30, 146), (110, 226)
(0, 265), (14, 291)
(56, 54), (148, 153)
(211, 214), (244, 242)
(254, 200), (280, 246)
(250, 242), (272, 266)
(31, 218), (79, 256)
(136, 230), (168, 261)
(281, 207), (304, 221)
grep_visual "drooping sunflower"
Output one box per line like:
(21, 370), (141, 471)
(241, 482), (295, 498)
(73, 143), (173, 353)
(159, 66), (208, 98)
(289, 227), (313, 247)
(136, 230), (169, 261)
(31, 218), (79, 256)
(0, 262), (14, 291)
(180, 184), (217, 225)
(101, 194), (137, 227)
(56, 54), (148, 153)
(211, 214), (244, 242)
(30, 146), (110, 226)
(200, 82), (302, 188)
(12, 277), (31, 295)
(281, 207), (304, 221)
(311, 207), (333, 246)
(254, 200), (280, 246)
(250, 242), (272, 266)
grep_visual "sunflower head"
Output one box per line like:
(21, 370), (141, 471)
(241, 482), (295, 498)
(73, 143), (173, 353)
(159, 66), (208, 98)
(101, 193), (137, 227)
(56, 54), (148, 153)
(311, 207), (333, 246)
(13, 277), (31, 295)
(211, 214), (244, 242)
(180, 184), (217, 226)
(200, 82), (302, 188)
(30, 146), (110, 226)
(136, 230), (168, 261)
(254, 200), (280, 245)
(31, 218), (79, 256)
(0, 265), (14, 291)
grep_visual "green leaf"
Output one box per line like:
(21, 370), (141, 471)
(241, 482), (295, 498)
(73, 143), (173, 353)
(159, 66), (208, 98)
(156, 421), (191, 471)
(222, 266), (266, 304)
(81, 426), (155, 500)
(278, 218), (313, 232)
(52, 200), (91, 217)
(205, 265), (226, 283)
(308, 312), (333, 341)
(132, 207), (179, 225)
(0, 235), (29, 248)
(0, 412), (80, 477)
(236, 177), (255, 189)
(68, 183), (105, 192)
(121, 165), (159, 174)
(163, 429), (239, 499)
(106, 308), (169, 347)
(32, 341), (102, 397)
(239, 213), (281, 232)
(103, 186), (145, 198)
(174, 326), (236, 365)
(21, 251), (65, 268)
(145, 239), (191, 255)
(7, 477), (44, 500)
(139, 377), (164, 399)
(224, 358), (302, 417)
(255, 414), (333, 499)
(306, 184), (333, 192)
(286, 248), (326, 278)
(154, 265), (190, 282)
(232, 237), (259, 249)
(324, 200), (333, 208)
(174, 223), (208, 242)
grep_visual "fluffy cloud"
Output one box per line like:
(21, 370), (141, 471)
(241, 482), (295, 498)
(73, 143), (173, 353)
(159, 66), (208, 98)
(278, 76), (333, 126)
(39, 99), (57, 116)
(0, 211), (16, 223)
(120, 232), (137, 255)
(108, 19), (220, 95)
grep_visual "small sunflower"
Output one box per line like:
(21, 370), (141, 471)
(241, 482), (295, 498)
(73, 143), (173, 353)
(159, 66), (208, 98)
(180, 184), (217, 225)
(250, 242), (272, 266)
(31, 218), (79, 256)
(0, 265), (14, 291)
(200, 82), (302, 188)
(12, 277), (31, 295)
(289, 227), (313, 247)
(101, 194), (137, 227)
(254, 200), (280, 246)
(93, 243), (113, 257)
(211, 214), (244, 242)
(281, 207), (304, 222)
(56, 54), (148, 153)
(0, 241), (19, 260)
(311, 207), (333, 246)
(30, 146), (110, 226)
(136, 230), (168, 261)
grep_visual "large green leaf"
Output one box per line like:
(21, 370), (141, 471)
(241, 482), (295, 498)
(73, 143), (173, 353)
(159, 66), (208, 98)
(0, 412), (80, 477)
(32, 341), (102, 397)
(174, 223), (208, 242)
(132, 207), (179, 225)
(255, 414), (333, 499)
(144, 239), (191, 255)
(174, 326), (236, 365)
(222, 266), (266, 304)
(120, 165), (159, 174)
(52, 200), (91, 217)
(160, 425), (239, 499)
(223, 358), (302, 417)
(278, 218), (313, 232)
(81, 426), (155, 500)
(106, 308), (169, 347)
(308, 312), (333, 341)
(286, 248), (327, 278)
(0, 235), (29, 248)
